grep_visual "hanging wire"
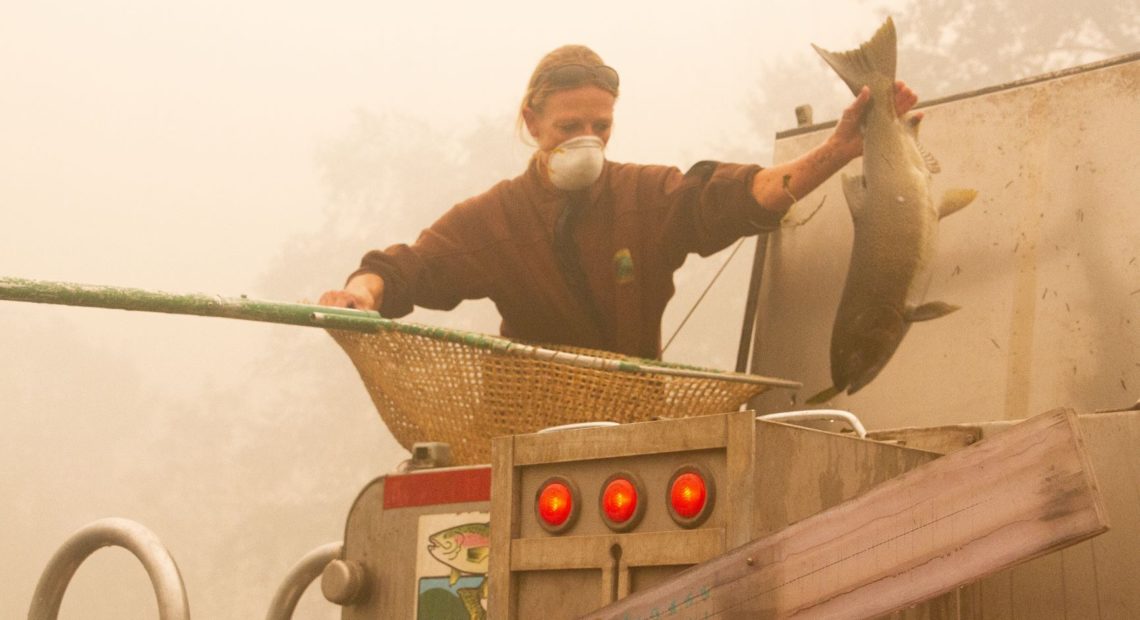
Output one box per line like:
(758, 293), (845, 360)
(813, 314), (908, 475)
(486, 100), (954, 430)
(664, 173), (820, 354)
(662, 236), (748, 354)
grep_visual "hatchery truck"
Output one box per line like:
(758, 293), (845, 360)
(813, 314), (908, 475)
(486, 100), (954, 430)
(15, 52), (1140, 619)
(317, 408), (1118, 619)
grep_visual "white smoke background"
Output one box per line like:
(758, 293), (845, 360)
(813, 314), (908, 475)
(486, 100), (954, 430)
(1, 1), (1134, 617)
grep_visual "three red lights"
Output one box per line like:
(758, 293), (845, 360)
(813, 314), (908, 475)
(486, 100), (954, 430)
(535, 465), (714, 533)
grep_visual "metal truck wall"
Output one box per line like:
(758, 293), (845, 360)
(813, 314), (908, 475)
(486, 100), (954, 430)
(748, 55), (1140, 429)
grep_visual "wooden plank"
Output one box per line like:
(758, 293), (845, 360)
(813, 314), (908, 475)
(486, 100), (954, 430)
(884, 590), (962, 620)
(1010, 549), (1066, 618)
(616, 559), (631, 600)
(511, 414), (728, 465)
(965, 411), (1139, 618)
(510, 528), (725, 571)
(1080, 412), (1139, 618)
(751, 422), (939, 538)
(977, 562), (1014, 619)
(580, 408), (1108, 620)
(488, 436), (519, 620)
(866, 424), (983, 454)
(724, 411), (756, 549)
(517, 569), (603, 618)
(1059, 543), (1101, 618)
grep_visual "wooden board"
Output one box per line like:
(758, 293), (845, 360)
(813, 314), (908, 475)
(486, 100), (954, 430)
(489, 434), (520, 620)
(507, 414), (730, 465)
(581, 408), (1107, 619)
(871, 411), (1140, 618)
(968, 410), (1140, 618)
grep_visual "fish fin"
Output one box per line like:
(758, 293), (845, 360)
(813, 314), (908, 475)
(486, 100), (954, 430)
(901, 114), (942, 173)
(840, 174), (868, 218)
(905, 301), (960, 322)
(456, 585), (487, 620)
(450, 568), (460, 586)
(812, 17), (897, 96)
(904, 112), (923, 138)
(916, 143), (941, 174)
(939, 188), (978, 219)
(921, 147), (941, 174)
(806, 385), (842, 405)
(467, 546), (489, 564)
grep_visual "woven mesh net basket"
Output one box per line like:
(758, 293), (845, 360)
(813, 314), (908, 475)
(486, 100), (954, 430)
(329, 325), (778, 464)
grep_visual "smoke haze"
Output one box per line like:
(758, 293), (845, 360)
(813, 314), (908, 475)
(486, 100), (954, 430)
(2, 1), (1135, 617)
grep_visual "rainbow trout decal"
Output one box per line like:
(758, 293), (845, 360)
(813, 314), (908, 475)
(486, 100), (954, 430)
(425, 521), (490, 619)
(428, 521), (490, 580)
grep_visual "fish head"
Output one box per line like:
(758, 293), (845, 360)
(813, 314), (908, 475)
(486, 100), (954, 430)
(427, 531), (461, 561)
(831, 303), (910, 395)
(426, 522), (491, 576)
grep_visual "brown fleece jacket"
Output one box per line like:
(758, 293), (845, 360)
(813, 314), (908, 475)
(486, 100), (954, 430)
(351, 158), (783, 359)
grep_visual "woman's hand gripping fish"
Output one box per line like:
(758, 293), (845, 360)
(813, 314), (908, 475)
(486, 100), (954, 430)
(808, 18), (977, 403)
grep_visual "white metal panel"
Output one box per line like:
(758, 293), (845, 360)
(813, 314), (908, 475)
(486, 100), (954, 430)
(749, 55), (1140, 429)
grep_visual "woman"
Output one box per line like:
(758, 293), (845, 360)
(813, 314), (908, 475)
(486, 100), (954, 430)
(319, 45), (918, 359)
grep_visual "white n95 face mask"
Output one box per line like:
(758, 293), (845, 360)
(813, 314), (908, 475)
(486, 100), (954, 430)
(546, 136), (605, 191)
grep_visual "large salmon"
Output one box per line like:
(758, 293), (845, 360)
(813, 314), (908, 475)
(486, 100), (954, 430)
(809, 18), (977, 403)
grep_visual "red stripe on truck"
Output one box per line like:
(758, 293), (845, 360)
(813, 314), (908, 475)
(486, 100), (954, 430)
(383, 466), (492, 509)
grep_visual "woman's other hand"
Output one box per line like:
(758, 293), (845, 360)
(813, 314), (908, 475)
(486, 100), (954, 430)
(318, 273), (384, 311)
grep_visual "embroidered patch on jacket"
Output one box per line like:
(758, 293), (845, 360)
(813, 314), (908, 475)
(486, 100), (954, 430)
(613, 248), (635, 285)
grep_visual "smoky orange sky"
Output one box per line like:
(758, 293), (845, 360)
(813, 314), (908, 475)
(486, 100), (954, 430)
(5, 1), (1134, 618)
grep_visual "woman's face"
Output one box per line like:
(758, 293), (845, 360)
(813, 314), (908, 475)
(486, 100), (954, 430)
(524, 85), (615, 152)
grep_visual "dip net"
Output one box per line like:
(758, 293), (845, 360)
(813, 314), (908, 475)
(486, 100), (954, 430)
(329, 326), (790, 465)
(0, 276), (796, 466)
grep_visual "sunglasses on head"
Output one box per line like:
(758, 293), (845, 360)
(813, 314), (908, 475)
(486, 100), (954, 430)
(535, 64), (620, 92)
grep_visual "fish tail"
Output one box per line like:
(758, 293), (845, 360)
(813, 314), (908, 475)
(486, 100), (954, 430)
(805, 385), (842, 405)
(811, 17), (897, 96)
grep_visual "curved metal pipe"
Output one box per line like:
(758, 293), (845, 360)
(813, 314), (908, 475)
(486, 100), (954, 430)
(758, 409), (868, 438)
(28, 517), (190, 620)
(265, 542), (343, 620)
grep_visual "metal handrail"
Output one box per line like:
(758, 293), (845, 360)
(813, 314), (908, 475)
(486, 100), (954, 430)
(28, 517), (190, 620)
(758, 409), (868, 438)
(265, 542), (342, 620)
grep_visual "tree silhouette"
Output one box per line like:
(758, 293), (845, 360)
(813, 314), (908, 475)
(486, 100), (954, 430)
(739, 1), (1139, 158)
(257, 109), (525, 328)
(893, 0), (1140, 95)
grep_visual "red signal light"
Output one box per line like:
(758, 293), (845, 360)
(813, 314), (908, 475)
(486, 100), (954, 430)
(536, 477), (579, 533)
(668, 466), (715, 527)
(671, 473), (706, 518)
(599, 473), (645, 531)
(602, 479), (637, 521)
(538, 482), (572, 525)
